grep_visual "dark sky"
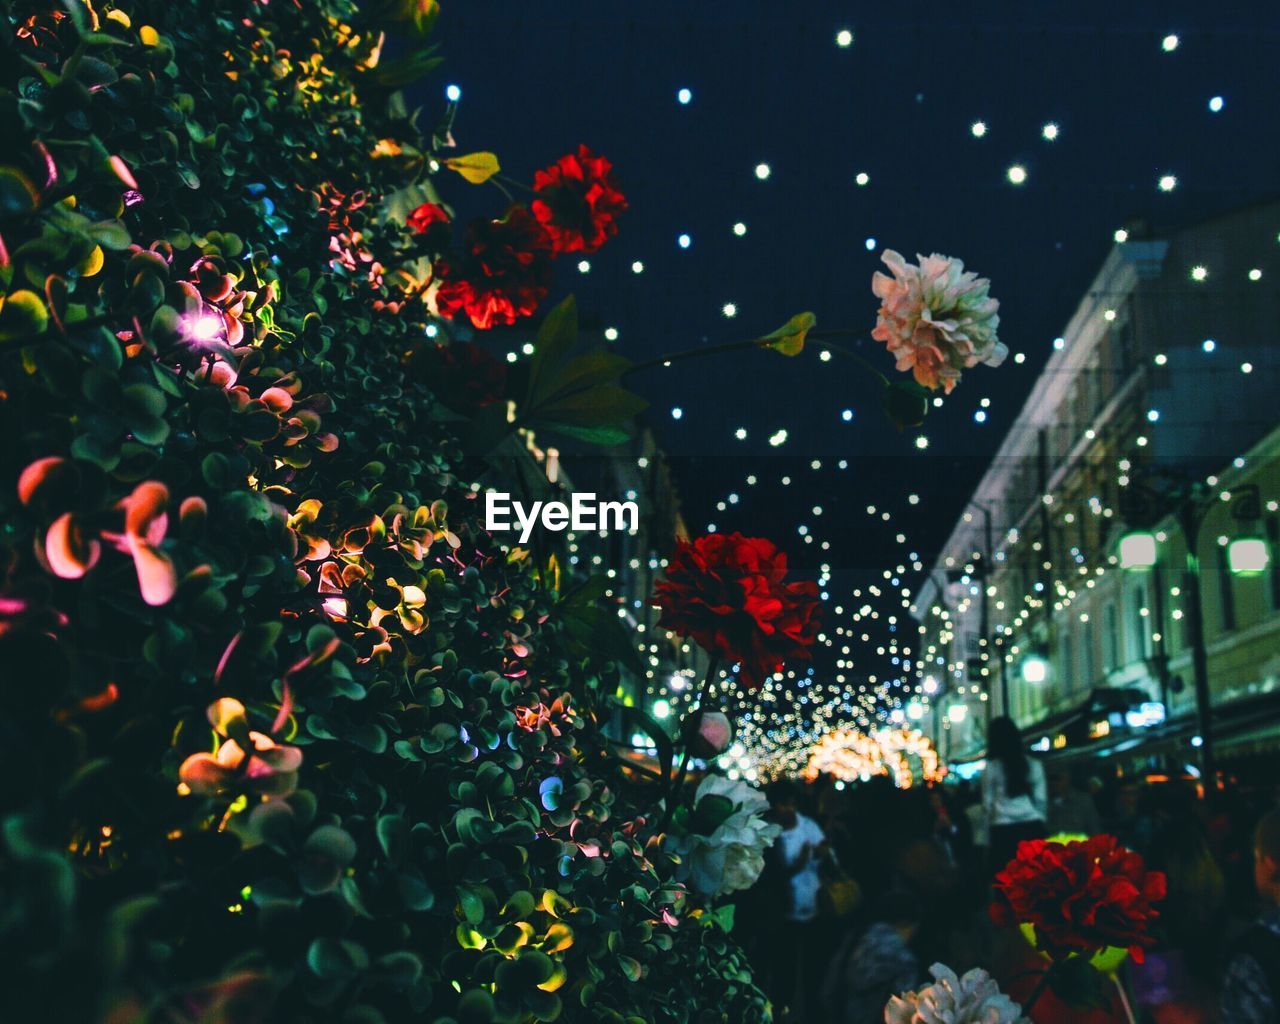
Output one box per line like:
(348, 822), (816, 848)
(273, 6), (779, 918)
(423, 1), (1280, 762)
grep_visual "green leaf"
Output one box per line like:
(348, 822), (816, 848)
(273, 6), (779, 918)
(525, 296), (579, 409)
(763, 311), (816, 356)
(88, 220), (132, 251)
(369, 50), (444, 88)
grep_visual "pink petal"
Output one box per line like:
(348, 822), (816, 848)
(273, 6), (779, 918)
(18, 456), (66, 505)
(45, 513), (100, 578)
(127, 534), (177, 606)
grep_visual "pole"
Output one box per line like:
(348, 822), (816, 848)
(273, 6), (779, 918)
(1178, 503), (1215, 785)
(979, 504), (1010, 716)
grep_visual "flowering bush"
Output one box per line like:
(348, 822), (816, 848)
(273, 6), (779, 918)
(667, 775), (781, 899)
(886, 964), (1030, 1024)
(653, 532), (822, 689)
(0, 3), (761, 1022)
(990, 835), (1167, 964)
(871, 249), (1006, 393)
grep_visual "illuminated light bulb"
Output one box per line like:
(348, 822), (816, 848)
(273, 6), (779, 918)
(1241, 362), (1254, 374)
(1154, 353), (1168, 365)
(970, 120), (988, 138)
(1114, 228), (1129, 243)
(836, 28), (854, 47)
(915, 435), (929, 450)
(670, 407), (683, 420)
(521, 342), (535, 355)
(974, 410), (987, 424)
(732, 222), (747, 237)
(755, 163), (771, 180)
(1158, 174), (1178, 192)
(841, 409), (854, 422)
(631, 260), (645, 274)
(445, 83), (462, 101)
(1208, 95), (1224, 113)
(577, 259), (591, 273)
(855, 171), (870, 186)
(1007, 164), (1027, 185)
(1053, 336), (1065, 350)
(604, 327), (619, 341)
(722, 302), (737, 318)
(1162, 33), (1179, 52)
(1104, 309), (1117, 321)
(735, 427), (747, 440)
(677, 87), (692, 105)
(864, 236), (876, 251)
(1014, 352), (1026, 364)
(187, 313), (223, 342)
(1147, 409), (1160, 422)
(1249, 268), (1262, 281)
(768, 429), (788, 447)
(1041, 122), (1059, 141)
(677, 233), (691, 249)
(1191, 265), (1208, 282)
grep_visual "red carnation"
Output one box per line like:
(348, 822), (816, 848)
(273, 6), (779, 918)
(435, 206), (555, 331)
(407, 202), (451, 248)
(990, 835), (1167, 963)
(653, 533), (821, 690)
(531, 145), (627, 254)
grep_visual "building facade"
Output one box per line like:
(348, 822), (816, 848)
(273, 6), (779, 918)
(913, 203), (1280, 776)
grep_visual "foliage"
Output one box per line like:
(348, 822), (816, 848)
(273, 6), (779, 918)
(0, 1), (767, 1021)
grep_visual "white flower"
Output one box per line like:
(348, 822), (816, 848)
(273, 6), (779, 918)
(871, 250), (1005, 394)
(885, 964), (1029, 1024)
(670, 775), (781, 899)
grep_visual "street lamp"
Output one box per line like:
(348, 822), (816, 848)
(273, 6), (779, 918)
(1021, 654), (1049, 684)
(1227, 536), (1271, 576)
(1118, 530), (1158, 570)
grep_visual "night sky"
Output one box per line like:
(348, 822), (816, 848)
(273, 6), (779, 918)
(423, 1), (1280, 766)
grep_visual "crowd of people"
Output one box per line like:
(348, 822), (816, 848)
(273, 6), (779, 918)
(734, 717), (1280, 1023)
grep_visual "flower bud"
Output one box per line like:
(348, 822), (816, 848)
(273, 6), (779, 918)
(685, 710), (733, 759)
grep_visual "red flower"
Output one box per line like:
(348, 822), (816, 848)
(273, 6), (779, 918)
(989, 835), (1167, 963)
(435, 206), (555, 330)
(531, 145), (627, 254)
(407, 202), (451, 249)
(653, 533), (821, 690)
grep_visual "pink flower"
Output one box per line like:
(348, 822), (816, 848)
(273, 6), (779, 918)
(871, 250), (1005, 393)
(179, 698), (303, 798)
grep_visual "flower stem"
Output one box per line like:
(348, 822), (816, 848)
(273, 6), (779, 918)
(657, 657), (720, 830)
(622, 329), (887, 386)
(1113, 975), (1138, 1024)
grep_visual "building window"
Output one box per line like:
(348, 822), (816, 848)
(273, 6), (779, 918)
(1080, 628), (1094, 690)
(1058, 626), (1074, 695)
(1217, 546), (1237, 632)
(1103, 603), (1119, 671)
(1131, 585), (1151, 661)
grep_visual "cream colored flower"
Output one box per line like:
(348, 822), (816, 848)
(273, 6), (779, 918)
(871, 250), (1005, 393)
(885, 963), (1029, 1024)
(670, 775), (781, 898)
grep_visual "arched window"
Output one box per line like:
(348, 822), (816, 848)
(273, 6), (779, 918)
(1131, 584), (1151, 661)
(1103, 602), (1120, 671)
